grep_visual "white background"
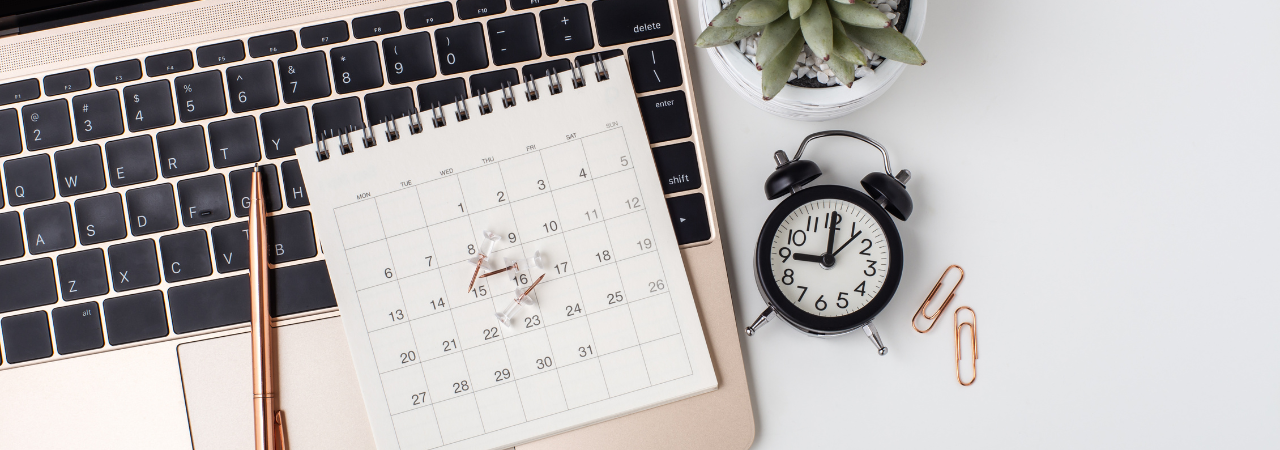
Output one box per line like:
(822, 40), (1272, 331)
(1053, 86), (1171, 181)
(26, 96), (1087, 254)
(677, 0), (1280, 447)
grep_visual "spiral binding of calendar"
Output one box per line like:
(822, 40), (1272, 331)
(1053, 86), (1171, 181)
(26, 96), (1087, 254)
(314, 55), (613, 162)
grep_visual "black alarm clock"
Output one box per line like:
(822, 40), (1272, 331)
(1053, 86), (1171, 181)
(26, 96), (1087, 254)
(744, 131), (913, 356)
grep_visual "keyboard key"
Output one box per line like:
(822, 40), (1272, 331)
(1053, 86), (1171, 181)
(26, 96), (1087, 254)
(278, 52), (331, 103)
(176, 174), (230, 226)
(74, 193), (127, 245)
(175, 70), (227, 122)
(488, 13), (541, 66)
(666, 193), (711, 244)
(312, 97), (363, 139)
(159, 230), (212, 283)
(122, 80), (175, 132)
(24, 202), (75, 255)
(52, 302), (105, 354)
(0, 79), (40, 106)
(0, 258), (57, 313)
(108, 239), (160, 291)
(331, 42), (384, 94)
(105, 136), (158, 187)
(229, 165), (283, 217)
(50, 308), (97, 352)
(522, 59), (571, 81)
(94, 60), (143, 87)
(417, 77), (467, 109)
(208, 116), (261, 168)
(22, 99), (74, 151)
(102, 290), (168, 345)
(226, 61), (280, 113)
(2, 311), (53, 364)
(637, 90), (691, 143)
(196, 40), (246, 67)
(57, 249), (109, 301)
(383, 32), (437, 85)
(280, 160), (309, 208)
(211, 222), (248, 273)
(652, 142), (701, 194)
(457, 0), (506, 20)
(267, 211), (317, 264)
(469, 69), (519, 97)
(573, 49), (623, 67)
(260, 107), (310, 159)
(125, 184), (178, 236)
(44, 69), (92, 96)
(248, 30), (298, 58)
(72, 90), (125, 141)
(53, 144), (107, 197)
(144, 50), (194, 77)
(1, 108), (20, 157)
(156, 125), (210, 178)
(0, 211), (22, 260)
(270, 260), (337, 316)
(592, 0), (673, 46)
(513, 0), (558, 10)
(628, 40), (682, 93)
(541, 4), (593, 56)
(365, 88), (416, 125)
(301, 21), (350, 48)
(436, 23), (489, 75)
(352, 11), (401, 39)
(4, 154), (55, 206)
(168, 275), (248, 333)
(405, 2), (454, 29)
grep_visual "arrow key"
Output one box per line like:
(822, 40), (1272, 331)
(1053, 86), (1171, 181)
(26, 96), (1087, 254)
(666, 193), (711, 245)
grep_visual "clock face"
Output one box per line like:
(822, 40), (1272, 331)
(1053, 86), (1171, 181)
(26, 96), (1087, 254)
(768, 198), (891, 318)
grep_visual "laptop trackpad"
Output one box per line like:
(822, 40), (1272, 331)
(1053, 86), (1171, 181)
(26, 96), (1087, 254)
(177, 317), (376, 449)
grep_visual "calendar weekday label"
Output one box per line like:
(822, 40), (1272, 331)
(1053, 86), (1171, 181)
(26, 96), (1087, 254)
(299, 59), (716, 450)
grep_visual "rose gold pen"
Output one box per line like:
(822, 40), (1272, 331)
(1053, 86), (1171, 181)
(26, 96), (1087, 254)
(250, 164), (289, 450)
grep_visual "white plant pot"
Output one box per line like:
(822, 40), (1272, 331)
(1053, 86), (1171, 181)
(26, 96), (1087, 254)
(699, 0), (927, 121)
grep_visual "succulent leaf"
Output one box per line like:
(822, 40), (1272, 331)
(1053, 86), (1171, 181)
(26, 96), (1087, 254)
(762, 33), (805, 100)
(788, 0), (812, 19)
(828, 0), (889, 28)
(843, 22), (925, 65)
(711, 0), (748, 27)
(737, 0), (788, 26)
(826, 53), (858, 87)
(799, 0), (833, 61)
(830, 15), (868, 65)
(754, 16), (801, 70)
(695, 24), (764, 48)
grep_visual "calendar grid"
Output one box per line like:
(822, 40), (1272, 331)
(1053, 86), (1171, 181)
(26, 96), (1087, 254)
(331, 127), (701, 448)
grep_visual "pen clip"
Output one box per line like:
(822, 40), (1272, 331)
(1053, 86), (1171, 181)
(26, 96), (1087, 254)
(275, 410), (290, 450)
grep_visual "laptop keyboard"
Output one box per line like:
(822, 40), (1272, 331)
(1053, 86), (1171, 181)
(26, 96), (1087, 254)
(0, 0), (714, 366)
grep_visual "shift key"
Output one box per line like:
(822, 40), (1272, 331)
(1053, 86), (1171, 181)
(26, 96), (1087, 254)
(592, 0), (673, 46)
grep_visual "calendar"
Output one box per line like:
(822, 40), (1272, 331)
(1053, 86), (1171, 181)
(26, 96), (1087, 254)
(298, 58), (716, 450)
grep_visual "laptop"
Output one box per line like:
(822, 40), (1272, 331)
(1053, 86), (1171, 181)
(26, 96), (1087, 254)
(0, 1), (754, 449)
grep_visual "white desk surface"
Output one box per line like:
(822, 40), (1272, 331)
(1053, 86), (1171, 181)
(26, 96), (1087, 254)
(676, 0), (1280, 448)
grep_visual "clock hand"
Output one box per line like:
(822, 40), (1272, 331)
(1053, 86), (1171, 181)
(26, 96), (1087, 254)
(833, 229), (863, 256)
(791, 252), (825, 263)
(825, 211), (841, 258)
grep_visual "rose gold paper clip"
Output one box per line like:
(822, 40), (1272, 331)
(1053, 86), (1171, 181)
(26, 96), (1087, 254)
(912, 265), (964, 333)
(955, 306), (978, 386)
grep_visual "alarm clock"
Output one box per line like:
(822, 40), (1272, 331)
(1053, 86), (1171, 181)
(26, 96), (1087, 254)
(744, 131), (913, 356)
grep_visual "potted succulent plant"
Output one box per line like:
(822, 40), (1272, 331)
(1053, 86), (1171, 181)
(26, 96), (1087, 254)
(697, 0), (927, 121)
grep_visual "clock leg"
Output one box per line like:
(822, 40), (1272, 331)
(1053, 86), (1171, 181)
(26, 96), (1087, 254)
(744, 307), (774, 336)
(863, 321), (888, 356)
